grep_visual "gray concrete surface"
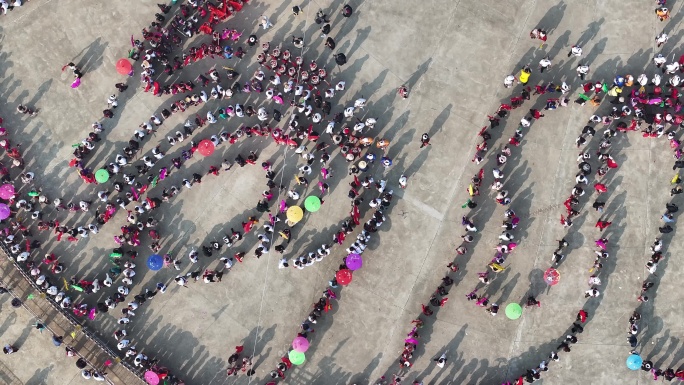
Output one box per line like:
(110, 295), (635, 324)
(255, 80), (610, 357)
(1, 0), (683, 384)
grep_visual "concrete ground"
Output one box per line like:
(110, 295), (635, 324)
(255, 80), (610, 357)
(1, 0), (683, 384)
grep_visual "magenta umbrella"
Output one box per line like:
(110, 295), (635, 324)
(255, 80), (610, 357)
(345, 253), (363, 270)
(292, 336), (310, 352)
(0, 184), (14, 199)
(0, 203), (10, 219)
(405, 338), (419, 345)
(144, 370), (160, 385)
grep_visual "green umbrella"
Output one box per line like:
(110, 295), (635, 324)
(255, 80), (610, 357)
(304, 196), (321, 212)
(505, 303), (522, 320)
(288, 350), (306, 365)
(95, 169), (109, 183)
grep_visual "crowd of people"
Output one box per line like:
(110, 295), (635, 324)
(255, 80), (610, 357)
(10, 1), (684, 384)
(366, 5), (684, 382)
(0, 0), (409, 383)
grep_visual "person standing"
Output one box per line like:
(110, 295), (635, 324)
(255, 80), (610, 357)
(519, 65), (532, 85)
(325, 37), (336, 50)
(321, 23), (331, 38)
(434, 352), (447, 368)
(538, 56), (552, 73)
(568, 45), (582, 57)
(656, 32), (669, 47)
(577, 64), (590, 80)
(420, 133), (431, 148)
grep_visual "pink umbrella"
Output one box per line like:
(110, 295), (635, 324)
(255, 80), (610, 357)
(404, 338), (419, 345)
(71, 78), (81, 88)
(0, 184), (15, 199)
(292, 336), (310, 352)
(144, 370), (160, 385)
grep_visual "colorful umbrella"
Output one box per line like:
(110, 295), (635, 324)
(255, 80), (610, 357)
(286, 206), (303, 223)
(505, 303), (522, 320)
(543, 267), (561, 286)
(304, 196), (321, 212)
(288, 350), (306, 366)
(0, 203), (10, 219)
(336, 269), (353, 286)
(116, 58), (133, 75)
(0, 184), (15, 199)
(198, 139), (215, 156)
(345, 253), (363, 270)
(147, 254), (163, 271)
(292, 336), (310, 353)
(626, 354), (642, 370)
(95, 169), (109, 183)
(144, 370), (161, 385)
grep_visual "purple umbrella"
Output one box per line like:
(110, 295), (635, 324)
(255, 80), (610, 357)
(0, 203), (10, 219)
(345, 253), (363, 270)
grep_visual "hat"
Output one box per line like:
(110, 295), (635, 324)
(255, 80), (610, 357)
(358, 161), (367, 169)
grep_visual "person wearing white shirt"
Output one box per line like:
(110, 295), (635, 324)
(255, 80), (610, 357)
(568, 45), (582, 57)
(651, 73), (662, 86)
(503, 75), (516, 88)
(665, 61), (680, 74)
(653, 53), (667, 68)
(538, 56), (552, 73)
(576, 64), (590, 80)
(656, 32), (669, 47)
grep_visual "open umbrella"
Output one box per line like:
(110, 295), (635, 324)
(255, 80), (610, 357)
(147, 254), (163, 271)
(505, 303), (522, 320)
(198, 139), (215, 156)
(116, 58), (133, 75)
(345, 253), (363, 270)
(0, 203), (10, 219)
(304, 196), (321, 212)
(292, 336), (310, 353)
(0, 184), (14, 199)
(288, 350), (306, 366)
(626, 354), (642, 370)
(336, 269), (353, 286)
(286, 206), (303, 223)
(144, 370), (161, 385)
(543, 267), (561, 286)
(95, 169), (109, 183)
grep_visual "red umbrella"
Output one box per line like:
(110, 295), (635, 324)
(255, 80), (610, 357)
(336, 269), (353, 286)
(198, 140), (215, 156)
(116, 59), (132, 75)
(543, 267), (560, 286)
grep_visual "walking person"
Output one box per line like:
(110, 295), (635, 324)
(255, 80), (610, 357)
(568, 45), (582, 57)
(538, 56), (552, 73)
(577, 64), (590, 80)
(420, 133), (431, 148)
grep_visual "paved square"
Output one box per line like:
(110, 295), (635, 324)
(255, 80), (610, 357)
(0, 0), (683, 384)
